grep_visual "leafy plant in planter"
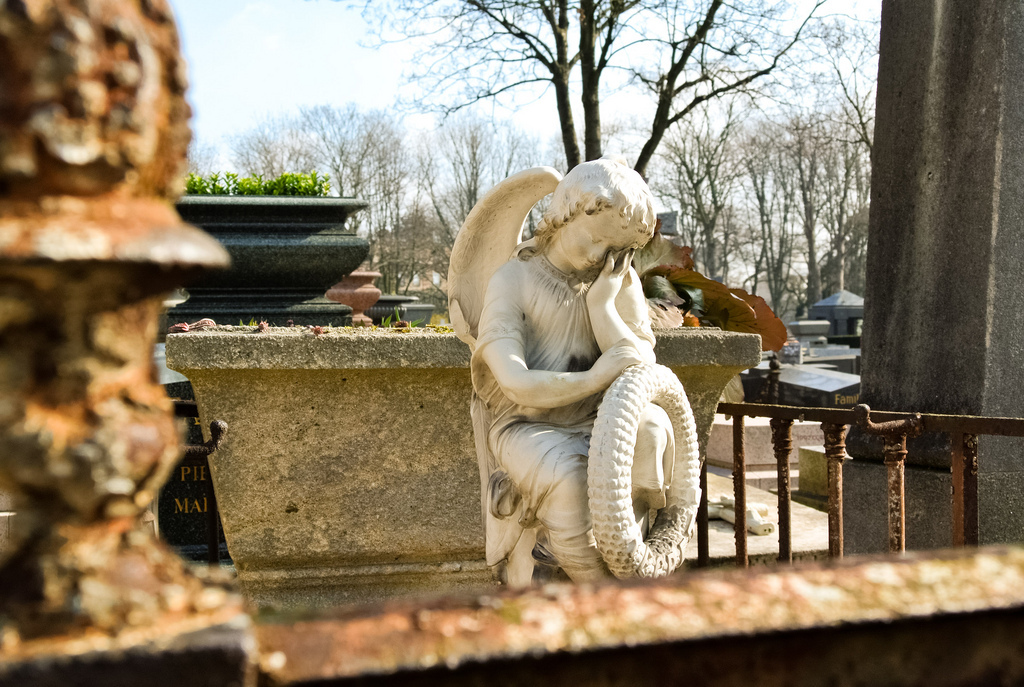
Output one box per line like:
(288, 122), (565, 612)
(186, 171), (331, 197)
(170, 170), (369, 328)
(634, 230), (787, 352)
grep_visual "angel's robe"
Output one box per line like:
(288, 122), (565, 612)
(472, 251), (672, 579)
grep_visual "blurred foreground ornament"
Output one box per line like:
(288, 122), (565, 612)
(0, 0), (241, 661)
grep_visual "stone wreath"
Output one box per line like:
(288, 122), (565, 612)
(589, 363), (702, 578)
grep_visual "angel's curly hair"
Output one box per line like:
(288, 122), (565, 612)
(534, 157), (657, 251)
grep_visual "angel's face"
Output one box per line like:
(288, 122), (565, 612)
(557, 210), (643, 274)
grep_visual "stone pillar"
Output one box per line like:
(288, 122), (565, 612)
(846, 1), (1024, 552)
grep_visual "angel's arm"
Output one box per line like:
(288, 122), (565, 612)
(587, 252), (657, 363)
(480, 339), (640, 409)
(478, 266), (644, 408)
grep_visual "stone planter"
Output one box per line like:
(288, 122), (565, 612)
(364, 294), (415, 324)
(325, 270), (382, 326)
(165, 327), (760, 609)
(364, 295), (436, 326)
(169, 196), (369, 327)
(400, 301), (435, 325)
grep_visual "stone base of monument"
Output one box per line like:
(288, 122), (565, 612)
(841, 459), (954, 555)
(165, 327), (760, 608)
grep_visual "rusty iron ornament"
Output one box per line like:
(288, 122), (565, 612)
(0, 0), (235, 656)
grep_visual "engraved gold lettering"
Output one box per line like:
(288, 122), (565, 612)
(181, 466), (191, 481)
(174, 498), (187, 513)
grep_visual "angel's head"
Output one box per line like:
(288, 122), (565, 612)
(534, 158), (656, 273)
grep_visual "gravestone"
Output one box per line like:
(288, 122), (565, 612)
(656, 211), (679, 237)
(159, 380), (229, 562)
(778, 367), (860, 408)
(846, 0), (1024, 552)
(744, 365), (859, 408)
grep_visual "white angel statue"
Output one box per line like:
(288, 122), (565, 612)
(448, 158), (701, 587)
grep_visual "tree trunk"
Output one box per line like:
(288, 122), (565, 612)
(805, 227), (821, 307)
(634, 116), (668, 178)
(550, 0), (580, 169)
(553, 72), (581, 169)
(702, 222), (716, 279)
(835, 231), (846, 292)
(579, 0), (602, 161)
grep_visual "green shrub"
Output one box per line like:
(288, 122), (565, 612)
(186, 171), (331, 196)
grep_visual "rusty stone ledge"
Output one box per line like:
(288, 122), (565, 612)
(256, 547), (1024, 686)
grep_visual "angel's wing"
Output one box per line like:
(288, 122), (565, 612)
(448, 166), (562, 349)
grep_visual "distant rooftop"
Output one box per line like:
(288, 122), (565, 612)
(812, 290), (864, 308)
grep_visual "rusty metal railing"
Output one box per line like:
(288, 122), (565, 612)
(703, 400), (1024, 567)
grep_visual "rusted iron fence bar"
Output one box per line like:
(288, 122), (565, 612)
(821, 423), (848, 557)
(714, 401), (1024, 562)
(851, 405), (923, 553)
(697, 462), (710, 567)
(733, 415), (748, 567)
(951, 432), (965, 547)
(960, 434), (980, 546)
(770, 418), (794, 562)
(718, 403), (1024, 436)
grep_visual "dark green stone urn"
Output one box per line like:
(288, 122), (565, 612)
(169, 196), (369, 326)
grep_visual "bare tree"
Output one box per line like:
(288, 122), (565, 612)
(739, 120), (799, 316)
(811, 15), (879, 156)
(296, 106), (409, 241)
(361, 0), (824, 175)
(354, 114), (410, 293)
(229, 115), (317, 178)
(298, 104), (371, 199)
(782, 115), (829, 309)
(187, 138), (219, 176)
(819, 129), (870, 294)
(653, 101), (741, 279)
(414, 115), (542, 307)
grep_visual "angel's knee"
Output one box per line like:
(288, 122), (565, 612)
(634, 404), (673, 509)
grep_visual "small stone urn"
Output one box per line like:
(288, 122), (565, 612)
(326, 270), (382, 326)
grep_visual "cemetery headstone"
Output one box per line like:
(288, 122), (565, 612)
(160, 381), (229, 563)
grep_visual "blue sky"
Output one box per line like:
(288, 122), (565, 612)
(174, 1), (419, 148)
